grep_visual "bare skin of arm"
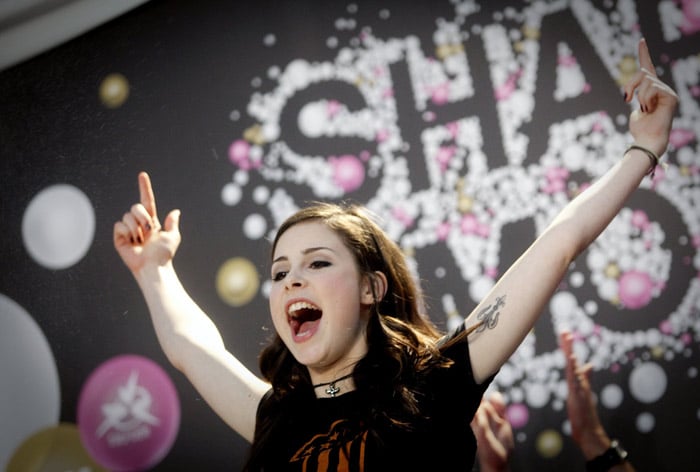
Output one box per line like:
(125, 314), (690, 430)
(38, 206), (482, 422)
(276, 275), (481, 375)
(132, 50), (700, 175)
(113, 172), (269, 443)
(465, 38), (678, 384)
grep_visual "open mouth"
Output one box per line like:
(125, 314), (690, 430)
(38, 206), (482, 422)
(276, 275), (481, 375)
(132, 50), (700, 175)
(287, 301), (323, 339)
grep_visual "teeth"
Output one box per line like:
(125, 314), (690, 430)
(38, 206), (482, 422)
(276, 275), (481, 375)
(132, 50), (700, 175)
(288, 301), (319, 317)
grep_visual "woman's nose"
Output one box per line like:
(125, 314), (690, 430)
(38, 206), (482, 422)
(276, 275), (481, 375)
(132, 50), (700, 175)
(284, 270), (305, 289)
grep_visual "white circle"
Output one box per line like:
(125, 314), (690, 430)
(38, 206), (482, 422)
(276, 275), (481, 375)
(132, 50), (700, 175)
(629, 362), (667, 403)
(600, 384), (623, 408)
(221, 183), (242, 206)
(22, 184), (95, 269)
(525, 382), (550, 408)
(252, 186), (270, 204)
(562, 419), (571, 435)
(298, 102), (326, 138)
(243, 214), (267, 240)
(263, 34), (276, 46)
(569, 271), (584, 288)
(234, 170), (249, 185)
(446, 315), (463, 332)
(0, 294), (60, 467)
(550, 291), (578, 317)
(469, 276), (494, 301)
(584, 300), (598, 315)
(261, 280), (272, 298)
(636, 412), (655, 433)
(267, 66), (280, 79)
(562, 143), (586, 169)
(284, 59), (311, 88)
(262, 122), (280, 141)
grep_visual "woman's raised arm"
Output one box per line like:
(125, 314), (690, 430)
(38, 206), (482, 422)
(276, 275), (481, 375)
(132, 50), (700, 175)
(465, 38), (678, 384)
(114, 172), (269, 442)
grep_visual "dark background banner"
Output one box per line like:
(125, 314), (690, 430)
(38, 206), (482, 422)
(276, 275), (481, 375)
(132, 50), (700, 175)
(1, 0), (698, 470)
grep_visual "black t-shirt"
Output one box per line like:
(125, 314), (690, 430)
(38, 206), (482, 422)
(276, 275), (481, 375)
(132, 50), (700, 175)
(255, 324), (492, 470)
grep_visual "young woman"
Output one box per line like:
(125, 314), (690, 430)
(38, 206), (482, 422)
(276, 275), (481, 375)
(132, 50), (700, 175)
(113, 39), (677, 470)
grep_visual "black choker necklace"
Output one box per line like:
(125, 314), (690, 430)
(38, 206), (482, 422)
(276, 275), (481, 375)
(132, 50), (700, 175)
(312, 373), (354, 397)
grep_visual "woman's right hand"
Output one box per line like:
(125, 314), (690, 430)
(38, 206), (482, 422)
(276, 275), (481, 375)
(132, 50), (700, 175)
(113, 172), (181, 275)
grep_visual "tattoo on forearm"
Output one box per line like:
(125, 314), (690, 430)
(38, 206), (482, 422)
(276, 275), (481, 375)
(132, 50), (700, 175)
(475, 295), (505, 332)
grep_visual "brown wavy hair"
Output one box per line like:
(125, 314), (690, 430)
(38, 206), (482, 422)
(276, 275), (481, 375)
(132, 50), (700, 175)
(244, 202), (474, 470)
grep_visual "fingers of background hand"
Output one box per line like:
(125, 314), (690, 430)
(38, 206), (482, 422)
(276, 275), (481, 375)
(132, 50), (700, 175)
(472, 413), (493, 455)
(478, 400), (514, 455)
(483, 401), (501, 431)
(559, 331), (573, 356)
(565, 353), (578, 390)
(482, 399), (510, 436)
(488, 392), (507, 418)
(471, 402), (488, 431)
(577, 363), (594, 388)
(138, 171), (159, 219)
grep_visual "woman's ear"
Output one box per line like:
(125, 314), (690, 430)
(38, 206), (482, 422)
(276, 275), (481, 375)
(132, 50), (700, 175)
(361, 271), (388, 305)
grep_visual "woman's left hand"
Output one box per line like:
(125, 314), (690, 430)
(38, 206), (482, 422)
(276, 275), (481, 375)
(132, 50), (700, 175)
(623, 38), (678, 157)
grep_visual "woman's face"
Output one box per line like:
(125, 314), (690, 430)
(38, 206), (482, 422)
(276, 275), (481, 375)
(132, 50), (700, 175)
(269, 221), (373, 378)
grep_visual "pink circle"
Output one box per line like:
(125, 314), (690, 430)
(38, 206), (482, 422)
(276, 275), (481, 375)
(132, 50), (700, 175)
(506, 403), (529, 429)
(435, 146), (455, 172)
(77, 355), (180, 471)
(618, 270), (653, 309)
(681, 0), (700, 34)
(430, 83), (449, 105)
(669, 128), (696, 148)
(436, 222), (450, 241)
(228, 139), (251, 169)
(659, 319), (673, 334)
(330, 155), (365, 193)
(631, 210), (650, 230)
(460, 214), (478, 234)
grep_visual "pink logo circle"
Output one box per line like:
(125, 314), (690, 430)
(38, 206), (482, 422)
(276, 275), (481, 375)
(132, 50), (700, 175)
(77, 354), (180, 471)
(618, 270), (653, 309)
(330, 154), (365, 193)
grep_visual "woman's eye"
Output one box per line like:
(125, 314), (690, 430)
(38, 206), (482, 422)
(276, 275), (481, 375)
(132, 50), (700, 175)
(272, 271), (287, 281)
(310, 260), (331, 269)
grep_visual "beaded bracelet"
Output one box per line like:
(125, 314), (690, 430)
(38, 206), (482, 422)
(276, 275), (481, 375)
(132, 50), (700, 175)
(625, 144), (660, 178)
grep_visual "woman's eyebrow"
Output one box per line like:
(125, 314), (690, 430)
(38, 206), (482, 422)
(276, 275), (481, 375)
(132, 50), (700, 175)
(272, 246), (336, 265)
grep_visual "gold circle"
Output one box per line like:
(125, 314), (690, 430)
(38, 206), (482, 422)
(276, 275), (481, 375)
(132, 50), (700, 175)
(604, 263), (620, 279)
(458, 195), (473, 213)
(99, 73), (130, 108)
(522, 26), (541, 40)
(216, 257), (260, 307)
(535, 429), (563, 458)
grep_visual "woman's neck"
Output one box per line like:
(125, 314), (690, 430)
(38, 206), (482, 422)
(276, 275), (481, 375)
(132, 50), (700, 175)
(311, 370), (356, 398)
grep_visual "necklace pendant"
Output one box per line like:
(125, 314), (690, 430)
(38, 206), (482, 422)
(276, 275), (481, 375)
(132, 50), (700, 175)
(325, 383), (340, 397)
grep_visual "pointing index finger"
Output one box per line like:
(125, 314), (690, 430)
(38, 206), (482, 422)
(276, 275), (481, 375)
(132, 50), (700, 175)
(637, 38), (655, 76)
(138, 171), (158, 218)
